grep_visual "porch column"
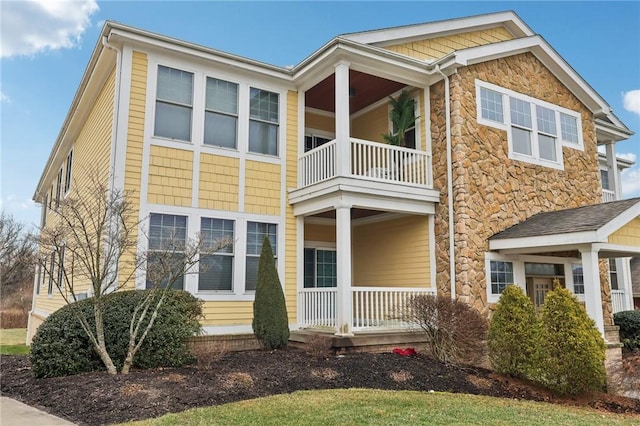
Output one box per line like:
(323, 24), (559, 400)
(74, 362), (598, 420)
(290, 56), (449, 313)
(605, 142), (620, 200)
(334, 61), (351, 177)
(335, 201), (353, 335)
(580, 247), (605, 336)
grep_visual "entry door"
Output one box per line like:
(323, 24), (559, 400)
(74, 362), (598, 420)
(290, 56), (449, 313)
(531, 278), (553, 309)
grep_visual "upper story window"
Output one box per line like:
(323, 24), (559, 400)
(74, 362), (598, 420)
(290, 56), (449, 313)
(476, 80), (583, 170)
(55, 168), (63, 209)
(154, 65), (193, 141)
(600, 169), (611, 191)
(249, 88), (279, 156)
(64, 150), (73, 194)
(204, 77), (238, 149)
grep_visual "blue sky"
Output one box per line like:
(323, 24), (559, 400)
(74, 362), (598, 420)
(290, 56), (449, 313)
(1, 1), (639, 229)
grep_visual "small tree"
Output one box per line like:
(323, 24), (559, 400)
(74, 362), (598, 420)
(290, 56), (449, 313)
(252, 236), (289, 349)
(488, 285), (540, 378)
(537, 280), (606, 395)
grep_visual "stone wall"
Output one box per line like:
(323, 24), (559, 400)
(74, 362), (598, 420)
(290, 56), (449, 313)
(431, 52), (603, 315)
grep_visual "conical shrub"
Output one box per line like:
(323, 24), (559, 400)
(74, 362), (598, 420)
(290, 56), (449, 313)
(252, 236), (289, 350)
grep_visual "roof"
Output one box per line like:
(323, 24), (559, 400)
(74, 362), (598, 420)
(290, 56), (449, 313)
(491, 197), (640, 240)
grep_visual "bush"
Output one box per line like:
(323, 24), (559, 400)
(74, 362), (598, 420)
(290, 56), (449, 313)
(30, 290), (202, 378)
(252, 237), (289, 350)
(488, 285), (540, 378)
(613, 310), (640, 351)
(406, 294), (487, 366)
(537, 283), (606, 395)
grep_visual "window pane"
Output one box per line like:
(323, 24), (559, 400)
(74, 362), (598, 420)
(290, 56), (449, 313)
(206, 78), (237, 114)
(512, 127), (532, 156)
(316, 250), (336, 288)
(536, 105), (556, 135)
(245, 257), (259, 291)
(199, 255), (233, 291)
(480, 88), (504, 123)
(304, 248), (315, 288)
(601, 169), (610, 190)
(246, 222), (277, 255)
(572, 264), (584, 294)
(204, 111), (237, 148)
(157, 66), (193, 105)
(560, 113), (579, 143)
(249, 120), (278, 155)
(201, 218), (233, 252)
(490, 260), (513, 295)
(539, 134), (557, 162)
(146, 253), (185, 290)
(250, 88), (279, 123)
(510, 98), (532, 128)
(149, 214), (187, 250)
(154, 102), (192, 141)
(404, 127), (416, 149)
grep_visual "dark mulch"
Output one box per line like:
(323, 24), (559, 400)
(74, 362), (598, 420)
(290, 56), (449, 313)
(1, 350), (639, 425)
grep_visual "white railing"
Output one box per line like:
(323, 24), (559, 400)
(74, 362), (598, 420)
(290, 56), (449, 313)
(298, 287), (337, 328)
(611, 290), (627, 314)
(602, 189), (616, 203)
(298, 138), (431, 188)
(351, 287), (436, 331)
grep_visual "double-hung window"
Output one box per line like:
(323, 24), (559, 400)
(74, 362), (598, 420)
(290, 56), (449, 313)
(199, 218), (234, 291)
(55, 168), (63, 209)
(204, 78), (238, 149)
(510, 97), (533, 156)
(304, 248), (337, 288)
(64, 150), (73, 194)
(609, 259), (619, 290)
(154, 65), (193, 141)
(489, 260), (513, 296)
(146, 213), (188, 290)
(245, 222), (277, 291)
(249, 88), (279, 156)
(48, 252), (56, 295)
(572, 264), (584, 295)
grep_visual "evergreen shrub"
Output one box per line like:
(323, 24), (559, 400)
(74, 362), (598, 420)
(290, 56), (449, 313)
(613, 310), (640, 351)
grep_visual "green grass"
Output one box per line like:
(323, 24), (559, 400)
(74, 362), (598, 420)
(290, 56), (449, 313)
(0, 328), (29, 355)
(121, 389), (639, 426)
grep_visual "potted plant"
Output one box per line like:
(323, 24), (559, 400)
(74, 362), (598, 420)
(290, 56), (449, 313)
(381, 90), (418, 180)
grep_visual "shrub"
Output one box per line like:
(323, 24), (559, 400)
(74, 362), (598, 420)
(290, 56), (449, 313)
(405, 294), (488, 366)
(537, 283), (606, 395)
(252, 237), (289, 350)
(488, 285), (540, 378)
(30, 290), (202, 378)
(613, 310), (640, 351)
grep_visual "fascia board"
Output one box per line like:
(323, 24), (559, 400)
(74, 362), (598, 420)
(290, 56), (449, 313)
(595, 118), (634, 141)
(489, 230), (600, 251)
(341, 11), (533, 45)
(596, 202), (640, 241)
(593, 243), (640, 256)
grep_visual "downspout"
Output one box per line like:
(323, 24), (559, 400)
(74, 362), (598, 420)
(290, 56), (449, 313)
(434, 65), (456, 300)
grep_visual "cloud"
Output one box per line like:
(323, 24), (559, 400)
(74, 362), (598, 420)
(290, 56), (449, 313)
(621, 166), (640, 198)
(0, 0), (99, 58)
(0, 90), (10, 103)
(617, 152), (638, 163)
(623, 90), (640, 117)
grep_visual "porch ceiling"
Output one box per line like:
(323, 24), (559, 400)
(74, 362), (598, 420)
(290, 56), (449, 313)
(305, 70), (406, 114)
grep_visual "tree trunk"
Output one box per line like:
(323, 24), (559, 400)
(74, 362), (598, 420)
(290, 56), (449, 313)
(94, 301), (117, 375)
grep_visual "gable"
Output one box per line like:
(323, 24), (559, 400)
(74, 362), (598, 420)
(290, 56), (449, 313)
(608, 217), (640, 247)
(384, 27), (514, 62)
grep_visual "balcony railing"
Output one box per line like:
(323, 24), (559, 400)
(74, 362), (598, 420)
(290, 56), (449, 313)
(602, 189), (616, 203)
(298, 138), (432, 189)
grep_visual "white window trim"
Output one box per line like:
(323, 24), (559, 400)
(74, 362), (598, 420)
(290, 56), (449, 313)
(485, 252), (524, 303)
(63, 149), (73, 196)
(475, 80), (584, 171)
(153, 64), (196, 143)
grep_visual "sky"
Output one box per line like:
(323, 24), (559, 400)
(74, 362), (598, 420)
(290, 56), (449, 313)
(1, 1), (639, 230)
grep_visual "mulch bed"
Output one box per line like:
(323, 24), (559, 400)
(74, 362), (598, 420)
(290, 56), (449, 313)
(1, 350), (639, 425)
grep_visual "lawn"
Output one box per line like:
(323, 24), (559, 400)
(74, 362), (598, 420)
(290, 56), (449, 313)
(0, 328), (29, 355)
(122, 389), (639, 426)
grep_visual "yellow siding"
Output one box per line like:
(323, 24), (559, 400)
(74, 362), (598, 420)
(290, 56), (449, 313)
(285, 90), (299, 322)
(147, 146), (193, 206)
(244, 160), (281, 215)
(351, 103), (388, 143)
(198, 153), (239, 210)
(385, 27), (513, 61)
(353, 216), (430, 288)
(305, 111), (335, 133)
(200, 301), (254, 326)
(305, 223), (336, 243)
(608, 217), (640, 247)
(119, 50), (148, 289)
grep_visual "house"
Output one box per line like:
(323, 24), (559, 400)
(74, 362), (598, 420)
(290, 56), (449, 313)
(28, 11), (639, 351)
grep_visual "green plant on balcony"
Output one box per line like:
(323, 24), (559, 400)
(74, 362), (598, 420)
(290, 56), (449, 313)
(382, 90), (418, 147)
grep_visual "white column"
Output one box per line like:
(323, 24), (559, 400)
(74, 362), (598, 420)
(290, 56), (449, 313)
(335, 201), (353, 336)
(334, 61), (351, 177)
(296, 216), (305, 327)
(605, 142), (620, 200)
(580, 247), (605, 336)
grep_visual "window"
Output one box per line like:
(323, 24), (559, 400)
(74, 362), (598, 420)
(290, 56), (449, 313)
(154, 65), (193, 141)
(245, 222), (277, 291)
(609, 259), (618, 290)
(249, 88), (279, 156)
(601, 169), (611, 191)
(199, 218), (234, 291)
(48, 252), (55, 295)
(304, 134), (332, 152)
(489, 260), (513, 295)
(304, 248), (337, 288)
(55, 168), (63, 209)
(204, 78), (238, 149)
(56, 246), (65, 290)
(390, 97), (418, 149)
(476, 80), (583, 169)
(64, 150), (73, 194)
(49, 185), (54, 209)
(572, 264), (584, 295)
(146, 214), (188, 290)
(42, 193), (48, 226)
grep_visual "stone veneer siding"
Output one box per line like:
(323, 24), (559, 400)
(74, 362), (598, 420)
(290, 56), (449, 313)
(431, 52), (609, 321)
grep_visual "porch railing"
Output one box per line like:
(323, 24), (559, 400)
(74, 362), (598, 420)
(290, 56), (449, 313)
(298, 138), (431, 188)
(602, 189), (616, 203)
(611, 290), (627, 314)
(298, 286), (436, 331)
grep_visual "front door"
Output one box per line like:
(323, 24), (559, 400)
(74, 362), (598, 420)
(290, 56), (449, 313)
(527, 277), (553, 309)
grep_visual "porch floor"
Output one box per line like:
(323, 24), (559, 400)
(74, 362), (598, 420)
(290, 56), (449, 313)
(289, 329), (428, 354)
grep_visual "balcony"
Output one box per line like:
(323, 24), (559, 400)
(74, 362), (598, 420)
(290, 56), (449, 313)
(602, 189), (616, 203)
